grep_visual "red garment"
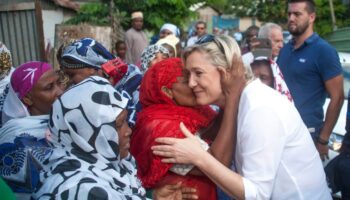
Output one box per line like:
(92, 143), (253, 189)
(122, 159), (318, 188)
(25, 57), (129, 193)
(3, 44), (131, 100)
(131, 58), (217, 199)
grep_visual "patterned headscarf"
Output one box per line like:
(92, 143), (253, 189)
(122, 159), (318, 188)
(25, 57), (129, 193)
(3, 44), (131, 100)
(0, 42), (12, 80)
(60, 38), (114, 69)
(11, 61), (52, 100)
(253, 57), (293, 102)
(114, 64), (143, 127)
(140, 44), (169, 73)
(33, 76), (146, 199)
(0, 115), (51, 193)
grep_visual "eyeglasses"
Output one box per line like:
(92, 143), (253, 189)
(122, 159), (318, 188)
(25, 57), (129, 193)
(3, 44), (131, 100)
(195, 34), (225, 54)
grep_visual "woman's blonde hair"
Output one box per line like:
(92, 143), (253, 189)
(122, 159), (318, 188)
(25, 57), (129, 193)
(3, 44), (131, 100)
(183, 35), (254, 81)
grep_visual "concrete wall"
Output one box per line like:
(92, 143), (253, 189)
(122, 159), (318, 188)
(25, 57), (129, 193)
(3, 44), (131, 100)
(197, 6), (219, 33)
(53, 24), (112, 68)
(239, 17), (262, 32)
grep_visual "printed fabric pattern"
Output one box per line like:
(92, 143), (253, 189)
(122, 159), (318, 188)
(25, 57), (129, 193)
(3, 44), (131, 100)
(114, 64), (143, 127)
(0, 115), (52, 193)
(33, 76), (146, 200)
(140, 44), (169, 73)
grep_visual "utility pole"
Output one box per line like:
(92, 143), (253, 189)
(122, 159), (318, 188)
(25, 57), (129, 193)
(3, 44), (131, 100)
(329, 0), (337, 31)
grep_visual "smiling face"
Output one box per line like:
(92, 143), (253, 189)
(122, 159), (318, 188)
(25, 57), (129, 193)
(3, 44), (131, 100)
(115, 109), (132, 159)
(287, 2), (315, 37)
(185, 51), (224, 107)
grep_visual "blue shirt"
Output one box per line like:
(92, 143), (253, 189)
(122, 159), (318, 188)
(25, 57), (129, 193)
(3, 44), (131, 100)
(277, 33), (342, 129)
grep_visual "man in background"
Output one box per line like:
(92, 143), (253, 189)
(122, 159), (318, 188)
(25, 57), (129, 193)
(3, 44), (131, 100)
(125, 11), (149, 65)
(277, 0), (344, 161)
(258, 22), (284, 60)
(187, 21), (207, 46)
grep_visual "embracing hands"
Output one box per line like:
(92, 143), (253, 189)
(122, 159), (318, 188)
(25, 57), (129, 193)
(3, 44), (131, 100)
(217, 54), (247, 99)
(152, 122), (206, 166)
(153, 182), (198, 200)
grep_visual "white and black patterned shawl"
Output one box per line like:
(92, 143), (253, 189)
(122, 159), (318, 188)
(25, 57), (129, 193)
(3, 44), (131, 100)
(33, 76), (146, 200)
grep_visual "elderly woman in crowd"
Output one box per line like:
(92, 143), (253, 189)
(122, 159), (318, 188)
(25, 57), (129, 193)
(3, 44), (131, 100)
(59, 38), (142, 127)
(131, 58), (218, 199)
(32, 76), (193, 200)
(152, 35), (331, 200)
(2, 62), (63, 124)
(32, 76), (147, 199)
(0, 62), (63, 199)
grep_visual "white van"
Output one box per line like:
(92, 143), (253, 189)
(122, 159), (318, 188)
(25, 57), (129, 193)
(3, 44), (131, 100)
(323, 52), (350, 199)
(324, 52), (350, 165)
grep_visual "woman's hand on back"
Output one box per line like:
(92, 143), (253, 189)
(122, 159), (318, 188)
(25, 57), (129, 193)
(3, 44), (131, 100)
(152, 122), (206, 166)
(153, 182), (198, 200)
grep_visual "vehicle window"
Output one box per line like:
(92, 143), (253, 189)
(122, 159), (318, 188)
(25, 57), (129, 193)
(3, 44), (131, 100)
(341, 52), (350, 99)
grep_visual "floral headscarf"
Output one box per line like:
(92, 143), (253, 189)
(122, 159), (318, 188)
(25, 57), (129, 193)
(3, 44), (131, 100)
(140, 44), (169, 73)
(0, 42), (12, 80)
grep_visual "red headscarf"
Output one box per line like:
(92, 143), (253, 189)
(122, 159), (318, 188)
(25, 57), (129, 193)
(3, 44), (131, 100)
(131, 58), (217, 199)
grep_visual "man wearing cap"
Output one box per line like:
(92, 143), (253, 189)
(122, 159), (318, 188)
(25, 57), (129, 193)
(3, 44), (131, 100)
(125, 11), (149, 65)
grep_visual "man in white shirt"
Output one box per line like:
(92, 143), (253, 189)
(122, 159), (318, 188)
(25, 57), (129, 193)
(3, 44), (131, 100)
(258, 22), (284, 61)
(187, 21), (207, 47)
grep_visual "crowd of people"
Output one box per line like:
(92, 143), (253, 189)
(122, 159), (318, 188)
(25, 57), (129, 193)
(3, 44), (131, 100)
(0, 0), (349, 199)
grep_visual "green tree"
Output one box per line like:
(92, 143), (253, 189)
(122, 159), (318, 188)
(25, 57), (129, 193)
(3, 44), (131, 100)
(65, 0), (203, 34)
(65, 2), (111, 26)
(229, 0), (350, 36)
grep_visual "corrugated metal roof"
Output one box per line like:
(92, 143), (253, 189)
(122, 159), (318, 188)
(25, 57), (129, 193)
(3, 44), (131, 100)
(0, 1), (44, 67)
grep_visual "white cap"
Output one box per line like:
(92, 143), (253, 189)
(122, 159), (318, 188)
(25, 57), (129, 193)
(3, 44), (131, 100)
(131, 11), (143, 19)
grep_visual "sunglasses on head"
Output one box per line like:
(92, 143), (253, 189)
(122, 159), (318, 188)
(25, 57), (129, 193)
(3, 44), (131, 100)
(195, 34), (225, 54)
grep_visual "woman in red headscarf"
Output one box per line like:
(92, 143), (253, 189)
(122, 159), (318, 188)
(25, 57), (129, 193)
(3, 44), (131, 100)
(130, 58), (218, 199)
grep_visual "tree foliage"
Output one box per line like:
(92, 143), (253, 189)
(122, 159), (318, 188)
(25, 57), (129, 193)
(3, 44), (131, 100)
(65, 0), (350, 37)
(65, 3), (111, 26)
(229, 0), (350, 36)
(65, 0), (203, 34)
